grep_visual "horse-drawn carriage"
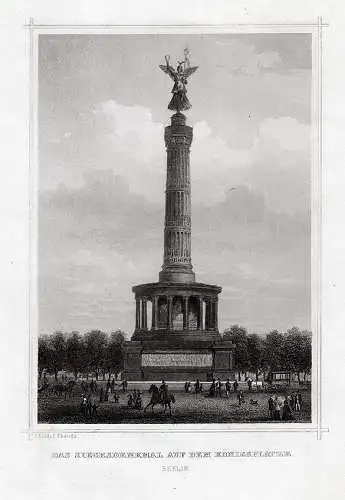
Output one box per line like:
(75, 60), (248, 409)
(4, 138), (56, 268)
(265, 371), (291, 392)
(51, 380), (76, 399)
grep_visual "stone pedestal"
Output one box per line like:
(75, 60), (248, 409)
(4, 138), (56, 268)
(123, 342), (143, 380)
(212, 342), (235, 377)
(124, 339), (235, 381)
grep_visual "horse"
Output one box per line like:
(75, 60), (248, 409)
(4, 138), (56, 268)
(144, 384), (176, 417)
(161, 393), (175, 416)
(52, 383), (65, 397)
(52, 380), (75, 400)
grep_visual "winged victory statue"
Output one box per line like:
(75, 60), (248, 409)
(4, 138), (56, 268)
(159, 48), (198, 112)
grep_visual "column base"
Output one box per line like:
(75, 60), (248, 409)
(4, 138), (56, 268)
(159, 267), (195, 283)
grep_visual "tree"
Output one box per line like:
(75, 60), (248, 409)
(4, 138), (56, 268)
(301, 336), (312, 379)
(264, 330), (284, 372)
(84, 330), (108, 380)
(282, 330), (311, 381)
(38, 335), (52, 379)
(48, 331), (67, 380)
(247, 334), (264, 380)
(223, 325), (249, 380)
(66, 332), (84, 380)
(106, 330), (125, 379)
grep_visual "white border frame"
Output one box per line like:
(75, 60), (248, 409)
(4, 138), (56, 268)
(28, 19), (327, 439)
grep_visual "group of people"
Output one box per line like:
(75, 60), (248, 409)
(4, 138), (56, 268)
(268, 392), (303, 421)
(80, 393), (98, 418)
(184, 379), (203, 394)
(127, 389), (143, 409)
(208, 378), (239, 398)
(81, 379), (98, 394)
(99, 386), (119, 403)
(79, 378), (128, 409)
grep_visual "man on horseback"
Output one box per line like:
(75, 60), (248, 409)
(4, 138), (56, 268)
(159, 379), (168, 403)
(144, 382), (175, 416)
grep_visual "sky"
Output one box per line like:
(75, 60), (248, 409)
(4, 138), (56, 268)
(38, 33), (311, 337)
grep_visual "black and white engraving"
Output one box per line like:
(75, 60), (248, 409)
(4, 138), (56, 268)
(37, 34), (311, 424)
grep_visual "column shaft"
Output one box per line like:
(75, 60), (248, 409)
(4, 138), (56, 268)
(209, 301), (214, 330)
(152, 296), (158, 330)
(167, 296), (173, 330)
(214, 299), (218, 330)
(205, 299), (211, 330)
(198, 297), (204, 330)
(183, 296), (189, 330)
(141, 298), (147, 330)
(135, 298), (140, 329)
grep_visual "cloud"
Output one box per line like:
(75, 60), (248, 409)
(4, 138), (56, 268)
(255, 116), (310, 152)
(213, 40), (281, 76)
(94, 100), (163, 164)
(38, 34), (311, 336)
(40, 99), (310, 217)
(39, 172), (310, 335)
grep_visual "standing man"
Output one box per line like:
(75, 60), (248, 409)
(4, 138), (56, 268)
(274, 395), (281, 420)
(225, 379), (231, 398)
(247, 378), (253, 392)
(99, 387), (104, 403)
(233, 379), (239, 393)
(216, 378), (223, 398)
(296, 391), (302, 411)
(209, 379), (216, 397)
(268, 395), (275, 420)
(237, 390), (245, 406)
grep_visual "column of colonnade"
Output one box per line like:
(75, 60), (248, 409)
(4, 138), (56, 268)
(135, 295), (218, 331)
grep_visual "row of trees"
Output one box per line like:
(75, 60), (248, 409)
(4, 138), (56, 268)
(38, 330), (125, 381)
(38, 325), (312, 382)
(223, 325), (312, 381)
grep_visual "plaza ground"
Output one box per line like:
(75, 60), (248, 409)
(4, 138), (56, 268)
(38, 380), (311, 424)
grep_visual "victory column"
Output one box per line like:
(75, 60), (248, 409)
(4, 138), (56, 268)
(123, 50), (234, 381)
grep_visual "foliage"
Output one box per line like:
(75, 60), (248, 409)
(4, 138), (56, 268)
(38, 324), (311, 382)
(247, 334), (265, 379)
(223, 325), (249, 378)
(222, 325), (312, 380)
(48, 331), (67, 380)
(84, 330), (108, 380)
(264, 330), (285, 371)
(38, 335), (52, 379)
(66, 332), (85, 379)
(38, 329), (127, 380)
(106, 330), (125, 377)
